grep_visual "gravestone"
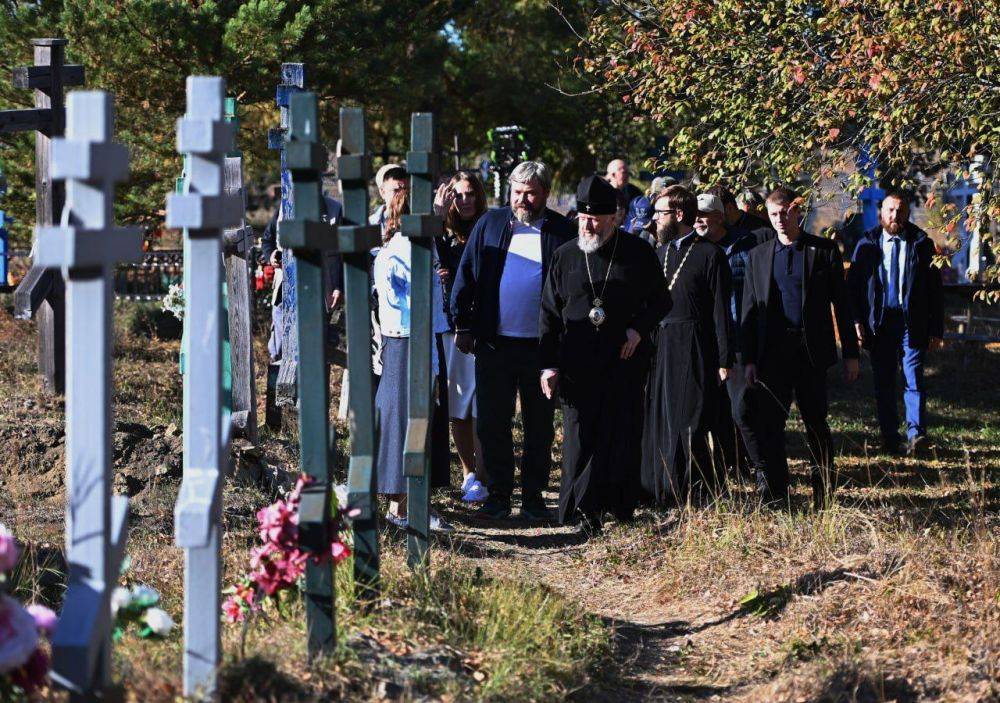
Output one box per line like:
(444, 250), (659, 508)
(267, 63), (305, 417)
(277, 91), (337, 656)
(35, 90), (139, 699)
(402, 113), (442, 569)
(2, 38), (85, 394)
(169, 76), (242, 700)
(337, 107), (382, 596)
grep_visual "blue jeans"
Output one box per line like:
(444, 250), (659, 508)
(871, 311), (926, 444)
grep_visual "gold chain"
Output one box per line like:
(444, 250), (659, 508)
(664, 238), (695, 291)
(584, 231), (620, 304)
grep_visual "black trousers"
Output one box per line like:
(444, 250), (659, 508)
(474, 336), (555, 505)
(715, 356), (756, 479)
(750, 333), (835, 502)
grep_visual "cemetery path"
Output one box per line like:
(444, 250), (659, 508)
(441, 496), (727, 702)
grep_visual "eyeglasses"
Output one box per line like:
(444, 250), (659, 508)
(653, 209), (673, 218)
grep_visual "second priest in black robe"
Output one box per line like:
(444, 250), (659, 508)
(540, 175), (669, 524)
(641, 185), (734, 504)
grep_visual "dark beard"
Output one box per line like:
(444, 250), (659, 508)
(656, 220), (678, 245)
(881, 217), (903, 235)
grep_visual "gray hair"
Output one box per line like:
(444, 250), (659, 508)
(509, 161), (552, 192)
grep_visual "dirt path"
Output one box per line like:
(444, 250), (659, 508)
(438, 494), (727, 702)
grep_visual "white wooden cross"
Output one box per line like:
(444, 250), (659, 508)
(168, 76), (241, 701)
(35, 90), (141, 698)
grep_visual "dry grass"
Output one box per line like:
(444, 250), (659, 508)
(1, 294), (998, 702)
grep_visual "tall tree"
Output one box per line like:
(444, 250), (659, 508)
(580, 0), (1000, 287)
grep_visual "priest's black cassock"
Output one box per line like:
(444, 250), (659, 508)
(641, 232), (733, 503)
(540, 231), (669, 523)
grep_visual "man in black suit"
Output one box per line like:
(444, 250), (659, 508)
(847, 190), (944, 456)
(741, 187), (859, 508)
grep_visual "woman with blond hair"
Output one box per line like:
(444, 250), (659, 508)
(373, 189), (453, 532)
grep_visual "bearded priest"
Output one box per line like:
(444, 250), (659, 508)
(539, 175), (669, 529)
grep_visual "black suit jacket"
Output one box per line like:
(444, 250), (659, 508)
(741, 232), (859, 370)
(847, 223), (944, 350)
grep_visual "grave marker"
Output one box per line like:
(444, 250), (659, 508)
(402, 113), (442, 569)
(337, 107), (382, 595)
(3, 38), (85, 394)
(267, 63), (305, 415)
(169, 76), (242, 700)
(277, 91), (337, 656)
(35, 90), (140, 699)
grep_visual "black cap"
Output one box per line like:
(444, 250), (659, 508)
(576, 175), (618, 216)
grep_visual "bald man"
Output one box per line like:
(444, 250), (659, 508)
(606, 158), (645, 234)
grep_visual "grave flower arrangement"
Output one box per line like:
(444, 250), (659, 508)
(161, 282), (185, 321)
(0, 524), (57, 699)
(111, 581), (175, 641)
(223, 476), (354, 624)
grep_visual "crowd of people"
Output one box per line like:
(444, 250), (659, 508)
(263, 156), (945, 535)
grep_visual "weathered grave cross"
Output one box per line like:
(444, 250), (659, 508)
(403, 113), (442, 569)
(35, 90), (140, 700)
(169, 76), (242, 700)
(337, 108), (383, 596)
(1, 38), (85, 395)
(278, 91), (337, 657)
(268, 63), (306, 415)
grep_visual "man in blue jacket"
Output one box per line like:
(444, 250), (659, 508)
(451, 161), (575, 520)
(848, 190), (944, 456)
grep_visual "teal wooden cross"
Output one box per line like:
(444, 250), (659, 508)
(278, 91), (337, 657)
(337, 108), (382, 597)
(402, 113), (442, 569)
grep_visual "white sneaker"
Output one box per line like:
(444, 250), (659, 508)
(461, 473), (478, 493)
(385, 512), (408, 529)
(462, 481), (489, 503)
(429, 513), (456, 534)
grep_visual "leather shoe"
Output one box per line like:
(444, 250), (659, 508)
(476, 499), (512, 520)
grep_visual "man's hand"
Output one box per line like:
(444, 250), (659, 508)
(540, 369), (559, 400)
(269, 250), (282, 267)
(928, 336), (945, 351)
(455, 332), (474, 354)
(745, 363), (758, 387)
(620, 328), (641, 359)
(327, 289), (342, 309)
(854, 322), (866, 347)
(437, 267), (451, 285)
(844, 357), (860, 383)
(718, 367), (729, 383)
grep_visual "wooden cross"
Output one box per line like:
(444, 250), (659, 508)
(2, 38), (85, 395)
(278, 91), (337, 657)
(168, 76), (242, 700)
(35, 90), (140, 699)
(402, 113), (443, 569)
(337, 107), (383, 597)
(268, 63), (305, 410)
(221, 96), (259, 445)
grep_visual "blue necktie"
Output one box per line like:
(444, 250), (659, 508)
(887, 237), (901, 310)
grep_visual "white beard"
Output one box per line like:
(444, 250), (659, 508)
(577, 233), (602, 254)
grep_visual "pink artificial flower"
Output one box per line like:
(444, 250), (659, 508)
(0, 526), (20, 574)
(9, 647), (49, 693)
(25, 605), (57, 636)
(249, 543), (276, 569)
(276, 549), (308, 585)
(0, 596), (39, 674)
(288, 475), (314, 505)
(234, 582), (255, 606)
(256, 501), (298, 549)
(330, 541), (351, 564)
(251, 560), (283, 596)
(222, 596), (245, 624)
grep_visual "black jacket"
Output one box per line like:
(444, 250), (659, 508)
(261, 196), (344, 294)
(450, 206), (575, 342)
(741, 232), (859, 369)
(847, 224), (944, 350)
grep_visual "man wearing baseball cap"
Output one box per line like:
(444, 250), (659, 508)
(695, 192), (759, 480)
(370, 163), (408, 235)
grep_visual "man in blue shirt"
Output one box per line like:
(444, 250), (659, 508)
(847, 190), (944, 456)
(451, 161), (575, 520)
